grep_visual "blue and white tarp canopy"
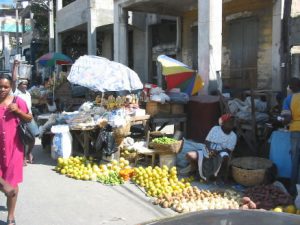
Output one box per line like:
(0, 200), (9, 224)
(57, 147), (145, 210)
(68, 55), (143, 92)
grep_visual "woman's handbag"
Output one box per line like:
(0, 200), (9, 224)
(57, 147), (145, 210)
(13, 97), (35, 145)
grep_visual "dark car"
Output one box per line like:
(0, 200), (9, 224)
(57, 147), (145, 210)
(141, 210), (300, 225)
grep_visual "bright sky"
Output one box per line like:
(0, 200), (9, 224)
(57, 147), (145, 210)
(0, 0), (14, 4)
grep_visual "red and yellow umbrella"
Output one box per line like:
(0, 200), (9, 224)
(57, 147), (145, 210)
(157, 55), (204, 95)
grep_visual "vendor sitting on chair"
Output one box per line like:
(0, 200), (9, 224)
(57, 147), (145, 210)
(46, 97), (57, 113)
(184, 114), (237, 182)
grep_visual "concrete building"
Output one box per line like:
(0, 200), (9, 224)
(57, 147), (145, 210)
(55, 0), (298, 94)
(0, 1), (34, 70)
(289, 0), (300, 80)
(114, 0), (286, 94)
(55, 0), (114, 59)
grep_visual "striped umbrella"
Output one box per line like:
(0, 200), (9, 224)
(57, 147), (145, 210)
(37, 52), (73, 67)
(157, 55), (204, 95)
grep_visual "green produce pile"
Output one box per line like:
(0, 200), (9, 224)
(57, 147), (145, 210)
(97, 171), (124, 185)
(152, 137), (177, 145)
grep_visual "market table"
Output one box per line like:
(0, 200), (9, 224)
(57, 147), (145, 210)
(69, 115), (151, 158)
(70, 125), (99, 157)
(130, 115), (151, 143)
(150, 113), (187, 137)
(37, 113), (53, 125)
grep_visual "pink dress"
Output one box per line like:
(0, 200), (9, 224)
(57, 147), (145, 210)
(0, 97), (29, 187)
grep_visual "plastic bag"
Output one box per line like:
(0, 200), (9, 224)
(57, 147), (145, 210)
(27, 119), (40, 137)
(95, 128), (118, 157)
(107, 109), (127, 128)
(167, 92), (189, 104)
(150, 93), (170, 103)
(295, 184), (300, 209)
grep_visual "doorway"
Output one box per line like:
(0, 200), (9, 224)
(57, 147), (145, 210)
(229, 17), (259, 90)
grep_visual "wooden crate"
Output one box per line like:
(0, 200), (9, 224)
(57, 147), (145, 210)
(171, 103), (184, 114)
(146, 101), (171, 116)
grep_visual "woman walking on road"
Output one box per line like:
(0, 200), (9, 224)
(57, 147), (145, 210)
(0, 73), (32, 225)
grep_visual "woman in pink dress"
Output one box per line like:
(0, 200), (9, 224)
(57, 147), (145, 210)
(0, 73), (32, 225)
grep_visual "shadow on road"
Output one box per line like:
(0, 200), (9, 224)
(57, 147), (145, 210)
(31, 144), (56, 167)
(0, 205), (7, 225)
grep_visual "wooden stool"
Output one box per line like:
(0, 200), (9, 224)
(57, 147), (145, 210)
(135, 147), (156, 167)
(135, 147), (176, 167)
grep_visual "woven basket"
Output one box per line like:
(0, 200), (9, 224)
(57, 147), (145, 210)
(113, 123), (131, 137)
(125, 152), (137, 163)
(230, 157), (273, 187)
(114, 135), (125, 146)
(149, 140), (183, 154)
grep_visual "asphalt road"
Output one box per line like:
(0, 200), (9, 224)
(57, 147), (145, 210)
(0, 140), (175, 225)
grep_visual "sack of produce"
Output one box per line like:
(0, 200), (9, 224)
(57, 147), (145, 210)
(51, 125), (72, 159)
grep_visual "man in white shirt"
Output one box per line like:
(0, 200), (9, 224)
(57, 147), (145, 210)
(14, 80), (32, 113)
(14, 79), (36, 164)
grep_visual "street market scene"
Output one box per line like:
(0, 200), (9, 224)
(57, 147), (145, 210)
(0, 0), (300, 225)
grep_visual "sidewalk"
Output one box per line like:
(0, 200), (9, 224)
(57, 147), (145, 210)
(0, 140), (175, 225)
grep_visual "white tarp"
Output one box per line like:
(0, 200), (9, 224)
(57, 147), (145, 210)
(67, 55), (143, 92)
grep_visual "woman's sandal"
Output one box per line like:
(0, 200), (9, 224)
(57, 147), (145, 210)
(7, 219), (16, 225)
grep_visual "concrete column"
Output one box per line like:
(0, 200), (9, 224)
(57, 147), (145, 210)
(0, 35), (3, 52)
(56, 0), (62, 10)
(55, 33), (62, 53)
(291, 55), (300, 78)
(49, 0), (55, 52)
(145, 17), (151, 82)
(15, 6), (20, 54)
(87, 0), (97, 55)
(198, 0), (222, 94)
(114, 3), (128, 65)
(55, 0), (63, 53)
(272, 0), (284, 92)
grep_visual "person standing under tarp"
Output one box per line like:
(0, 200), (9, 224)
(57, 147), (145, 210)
(281, 77), (300, 195)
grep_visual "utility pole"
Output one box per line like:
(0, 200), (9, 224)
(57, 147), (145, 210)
(15, 0), (20, 54)
(49, 0), (55, 52)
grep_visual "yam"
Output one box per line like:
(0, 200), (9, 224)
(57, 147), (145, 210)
(241, 204), (249, 210)
(248, 201), (257, 209)
(242, 197), (251, 204)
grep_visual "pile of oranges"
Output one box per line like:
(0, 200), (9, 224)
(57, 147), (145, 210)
(119, 168), (135, 181)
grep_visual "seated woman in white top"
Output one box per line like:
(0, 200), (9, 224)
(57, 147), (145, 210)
(185, 114), (237, 182)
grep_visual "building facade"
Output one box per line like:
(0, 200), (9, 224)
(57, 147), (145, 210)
(114, 0), (285, 94)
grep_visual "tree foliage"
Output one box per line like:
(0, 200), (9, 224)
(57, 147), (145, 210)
(31, 1), (50, 38)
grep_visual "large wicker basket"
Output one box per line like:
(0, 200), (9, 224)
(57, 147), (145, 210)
(230, 157), (273, 187)
(149, 140), (183, 154)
